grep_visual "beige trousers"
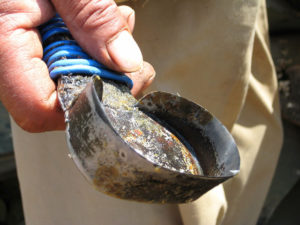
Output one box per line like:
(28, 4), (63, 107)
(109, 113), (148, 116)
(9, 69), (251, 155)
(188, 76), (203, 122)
(12, 0), (283, 224)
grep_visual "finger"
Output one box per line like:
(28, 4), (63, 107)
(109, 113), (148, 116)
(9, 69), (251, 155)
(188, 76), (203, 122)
(0, 1), (65, 132)
(125, 61), (156, 97)
(118, 5), (135, 32)
(52, 0), (143, 73)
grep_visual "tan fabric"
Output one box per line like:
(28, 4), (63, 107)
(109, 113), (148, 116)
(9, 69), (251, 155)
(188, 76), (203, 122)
(11, 0), (282, 224)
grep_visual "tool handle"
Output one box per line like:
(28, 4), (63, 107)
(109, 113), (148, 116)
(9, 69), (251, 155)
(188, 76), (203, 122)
(39, 14), (133, 89)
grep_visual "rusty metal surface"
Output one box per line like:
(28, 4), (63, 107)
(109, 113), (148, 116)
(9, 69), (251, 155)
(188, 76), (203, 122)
(138, 92), (240, 178)
(101, 80), (203, 175)
(58, 75), (240, 203)
(58, 76), (93, 111)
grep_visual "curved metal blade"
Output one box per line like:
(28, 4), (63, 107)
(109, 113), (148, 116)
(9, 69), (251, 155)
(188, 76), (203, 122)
(58, 75), (240, 203)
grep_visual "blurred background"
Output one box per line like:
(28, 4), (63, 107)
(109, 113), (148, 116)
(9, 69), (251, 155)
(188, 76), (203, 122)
(0, 0), (299, 224)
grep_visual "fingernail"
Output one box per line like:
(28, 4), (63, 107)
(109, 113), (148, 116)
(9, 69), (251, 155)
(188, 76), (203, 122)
(107, 30), (143, 72)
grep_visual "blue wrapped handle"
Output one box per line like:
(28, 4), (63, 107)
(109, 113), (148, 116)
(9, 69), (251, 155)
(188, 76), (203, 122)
(39, 15), (133, 89)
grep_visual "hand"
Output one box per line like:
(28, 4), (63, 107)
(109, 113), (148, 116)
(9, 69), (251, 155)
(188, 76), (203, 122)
(0, 0), (155, 132)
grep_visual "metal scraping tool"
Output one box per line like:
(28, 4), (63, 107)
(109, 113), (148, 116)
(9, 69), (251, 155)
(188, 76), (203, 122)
(40, 15), (240, 203)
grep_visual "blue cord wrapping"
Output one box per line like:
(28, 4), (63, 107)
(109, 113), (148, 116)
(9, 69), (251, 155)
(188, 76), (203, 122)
(39, 15), (133, 89)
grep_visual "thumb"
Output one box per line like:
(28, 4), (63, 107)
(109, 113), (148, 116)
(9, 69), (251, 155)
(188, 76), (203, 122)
(51, 0), (143, 72)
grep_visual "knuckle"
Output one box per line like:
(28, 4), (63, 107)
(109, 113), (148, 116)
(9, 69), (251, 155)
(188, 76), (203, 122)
(119, 5), (135, 16)
(71, 0), (126, 34)
(0, 2), (16, 30)
(0, 0), (43, 32)
(15, 107), (63, 133)
(118, 5), (134, 12)
(13, 102), (57, 133)
(0, 0), (54, 30)
(16, 116), (47, 133)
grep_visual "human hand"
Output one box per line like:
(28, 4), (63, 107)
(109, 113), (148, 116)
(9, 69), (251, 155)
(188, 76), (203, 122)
(0, 0), (155, 132)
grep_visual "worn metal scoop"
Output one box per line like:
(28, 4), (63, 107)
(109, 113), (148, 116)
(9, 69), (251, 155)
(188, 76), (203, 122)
(57, 75), (240, 203)
(40, 15), (240, 204)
